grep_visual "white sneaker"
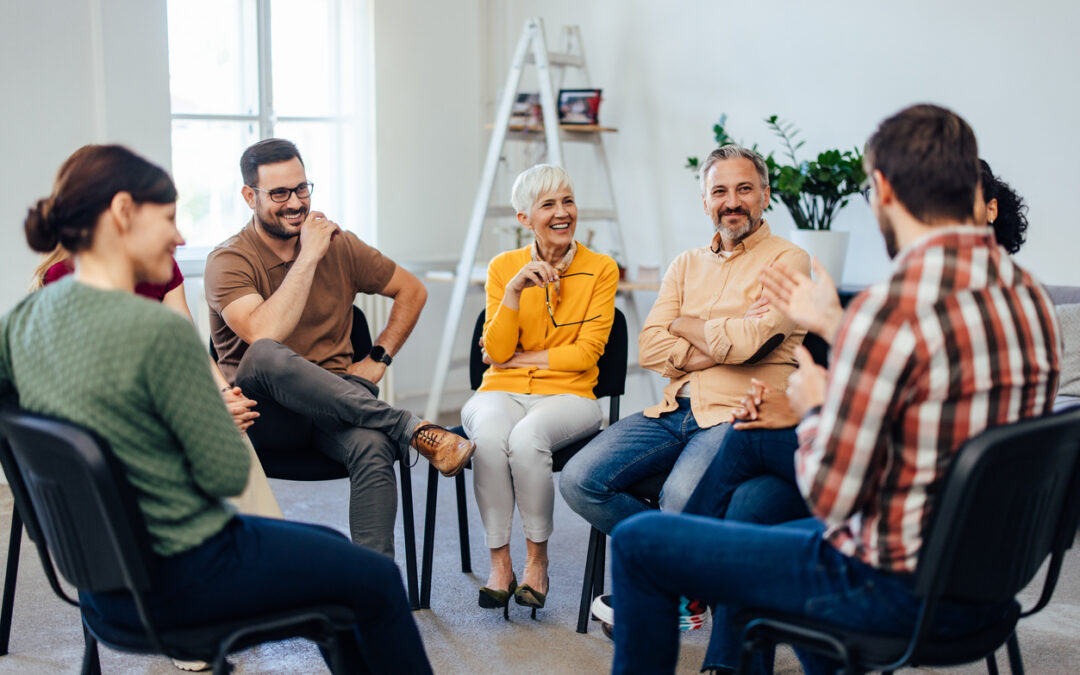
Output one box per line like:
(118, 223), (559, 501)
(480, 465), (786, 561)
(172, 658), (211, 672)
(590, 594), (614, 625)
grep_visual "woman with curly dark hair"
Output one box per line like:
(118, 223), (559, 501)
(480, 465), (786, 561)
(978, 158), (1029, 254)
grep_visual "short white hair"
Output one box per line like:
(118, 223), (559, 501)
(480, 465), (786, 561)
(510, 164), (575, 215)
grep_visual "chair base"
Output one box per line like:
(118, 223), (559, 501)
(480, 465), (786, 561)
(82, 604), (357, 674)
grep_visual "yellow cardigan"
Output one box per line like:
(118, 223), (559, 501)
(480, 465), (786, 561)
(480, 243), (619, 398)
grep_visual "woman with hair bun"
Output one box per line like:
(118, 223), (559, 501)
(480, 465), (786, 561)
(3, 144), (432, 674)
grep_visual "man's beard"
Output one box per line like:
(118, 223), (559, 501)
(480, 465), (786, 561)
(879, 211), (899, 259)
(713, 207), (758, 244)
(257, 206), (307, 240)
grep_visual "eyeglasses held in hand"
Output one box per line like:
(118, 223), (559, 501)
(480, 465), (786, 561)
(248, 182), (315, 203)
(545, 272), (601, 327)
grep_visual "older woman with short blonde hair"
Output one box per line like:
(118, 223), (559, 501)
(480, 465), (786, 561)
(461, 164), (618, 618)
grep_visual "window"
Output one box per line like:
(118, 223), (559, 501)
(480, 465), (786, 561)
(167, 0), (373, 252)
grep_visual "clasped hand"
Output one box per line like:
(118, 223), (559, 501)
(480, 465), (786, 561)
(220, 386), (259, 432)
(729, 377), (799, 430)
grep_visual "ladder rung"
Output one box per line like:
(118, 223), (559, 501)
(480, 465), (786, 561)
(485, 207), (617, 221)
(525, 52), (584, 67)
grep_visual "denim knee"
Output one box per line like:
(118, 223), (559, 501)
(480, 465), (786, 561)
(610, 511), (669, 564)
(558, 451), (591, 510)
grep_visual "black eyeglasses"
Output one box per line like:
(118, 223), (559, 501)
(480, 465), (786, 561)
(545, 272), (601, 327)
(859, 176), (873, 204)
(248, 182), (315, 203)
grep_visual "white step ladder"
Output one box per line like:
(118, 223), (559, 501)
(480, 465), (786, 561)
(423, 18), (638, 421)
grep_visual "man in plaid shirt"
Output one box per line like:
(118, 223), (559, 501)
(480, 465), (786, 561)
(606, 104), (1061, 675)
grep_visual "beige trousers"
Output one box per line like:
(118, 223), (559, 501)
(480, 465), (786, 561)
(462, 391), (602, 548)
(227, 435), (283, 518)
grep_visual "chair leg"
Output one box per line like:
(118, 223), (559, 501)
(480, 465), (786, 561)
(80, 622), (101, 675)
(593, 531), (606, 597)
(1005, 631), (1024, 675)
(455, 472), (471, 573)
(398, 461), (419, 611)
(985, 650), (1000, 675)
(420, 463), (439, 609)
(577, 527), (605, 633)
(0, 510), (23, 655)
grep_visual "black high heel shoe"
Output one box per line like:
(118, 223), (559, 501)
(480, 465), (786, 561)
(479, 574), (517, 620)
(513, 574), (549, 620)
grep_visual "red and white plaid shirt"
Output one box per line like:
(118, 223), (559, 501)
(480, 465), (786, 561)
(796, 226), (1060, 572)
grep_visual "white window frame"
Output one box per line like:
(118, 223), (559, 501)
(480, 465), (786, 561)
(170, 0), (374, 272)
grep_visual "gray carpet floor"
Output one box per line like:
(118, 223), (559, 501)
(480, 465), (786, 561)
(0, 462), (1076, 673)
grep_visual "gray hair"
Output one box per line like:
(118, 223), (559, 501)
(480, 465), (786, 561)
(511, 164), (575, 215)
(699, 145), (769, 194)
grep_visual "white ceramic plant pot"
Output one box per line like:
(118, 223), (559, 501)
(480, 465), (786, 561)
(789, 229), (849, 284)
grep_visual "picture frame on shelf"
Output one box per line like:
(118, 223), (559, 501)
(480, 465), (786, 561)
(558, 88), (602, 125)
(511, 92), (542, 125)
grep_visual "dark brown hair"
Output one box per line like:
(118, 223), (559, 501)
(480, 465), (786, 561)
(24, 145), (177, 254)
(864, 104), (979, 224)
(240, 138), (304, 187)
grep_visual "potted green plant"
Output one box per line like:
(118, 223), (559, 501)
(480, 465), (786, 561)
(687, 115), (866, 281)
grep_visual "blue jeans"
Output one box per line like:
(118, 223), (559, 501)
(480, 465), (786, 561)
(682, 427), (804, 523)
(560, 399), (730, 534)
(682, 427), (809, 671)
(81, 516), (432, 674)
(610, 513), (1011, 675)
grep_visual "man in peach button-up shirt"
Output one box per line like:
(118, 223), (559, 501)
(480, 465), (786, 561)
(561, 145), (810, 535)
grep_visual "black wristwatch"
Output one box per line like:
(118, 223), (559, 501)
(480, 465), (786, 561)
(368, 345), (393, 366)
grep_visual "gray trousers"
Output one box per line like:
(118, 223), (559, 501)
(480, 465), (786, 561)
(235, 339), (421, 557)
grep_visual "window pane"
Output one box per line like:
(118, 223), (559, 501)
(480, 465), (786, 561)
(275, 121), (352, 232)
(168, 0), (259, 115)
(271, 0), (335, 117)
(172, 120), (258, 246)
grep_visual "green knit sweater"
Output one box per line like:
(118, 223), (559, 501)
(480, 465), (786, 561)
(0, 279), (250, 556)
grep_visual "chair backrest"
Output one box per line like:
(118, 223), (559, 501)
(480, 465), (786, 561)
(914, 406), (1080, 605)
(349, 305), (372, 357)
(0, 410), (155, 597)
(209, 305), (371, 364)
(467, 308), (628, 402)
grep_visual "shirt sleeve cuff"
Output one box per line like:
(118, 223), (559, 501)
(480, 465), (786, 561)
(703, 318), (732, 362)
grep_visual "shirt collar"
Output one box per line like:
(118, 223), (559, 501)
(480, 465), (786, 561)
(240, 218), (296, 270)
(710, 220), (772, 257)
(891, 224), (996, 268)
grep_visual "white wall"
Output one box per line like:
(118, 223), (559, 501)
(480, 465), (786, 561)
(0, 0), (172, 315)
(489, 0), (1080, 287)
(371, 0), (488, 262)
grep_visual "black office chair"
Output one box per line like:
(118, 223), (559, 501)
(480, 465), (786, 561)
(207, 305), (419, 610)
(418, 308), (629, 624)
(735, 406), (1080, 675)
(0, 409), (359, 675)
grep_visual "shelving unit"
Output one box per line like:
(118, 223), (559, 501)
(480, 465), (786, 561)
(423, 18), (643, 421)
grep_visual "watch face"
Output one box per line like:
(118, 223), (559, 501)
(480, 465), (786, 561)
(370, 345), (391, 365)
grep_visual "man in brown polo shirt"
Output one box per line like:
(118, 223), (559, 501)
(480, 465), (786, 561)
(561, 144), (810, 535)
(204, 138), (473, 557)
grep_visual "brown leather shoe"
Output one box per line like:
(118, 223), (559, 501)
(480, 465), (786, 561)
(410, 422), (475, 477)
